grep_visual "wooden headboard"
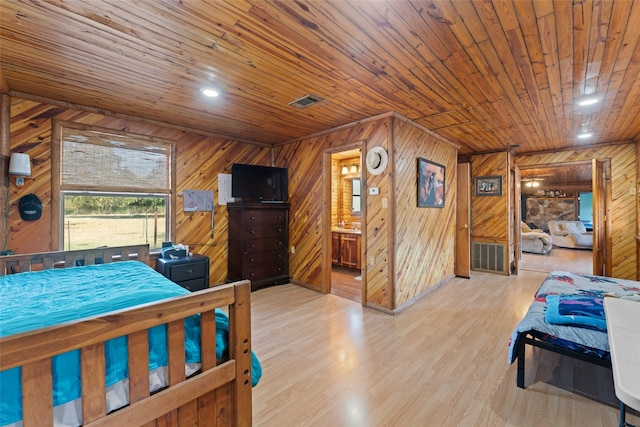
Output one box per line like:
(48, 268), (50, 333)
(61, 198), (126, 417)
(0, 244), (150, 275)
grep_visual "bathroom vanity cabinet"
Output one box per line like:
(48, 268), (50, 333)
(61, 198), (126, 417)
(331, 230), (361, 269)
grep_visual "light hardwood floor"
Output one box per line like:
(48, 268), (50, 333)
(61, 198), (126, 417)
(330, 266), (362, 303)
(520, 247), (593, 275)
(251, 269), (639, 426)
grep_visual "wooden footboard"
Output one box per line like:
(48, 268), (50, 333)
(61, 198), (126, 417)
(0, 245), (253, 426)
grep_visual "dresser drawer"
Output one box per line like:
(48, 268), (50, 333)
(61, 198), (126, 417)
(243, 263), (287, 281)
(178, 277), (208, 292)
(169, 262), (207, 282)
(245, 237), (287, 253)
(245, 250), (287, 266)
(243, 223), (287, 238)
(243, 209), (287, 225)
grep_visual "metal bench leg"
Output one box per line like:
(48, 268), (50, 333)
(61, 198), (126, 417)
(516, 336), (526, 388)
(620, 401), (637, 427)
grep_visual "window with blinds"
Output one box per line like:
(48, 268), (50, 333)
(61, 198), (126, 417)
(61, 130), (170, 193)
(56, 124), (174, 251)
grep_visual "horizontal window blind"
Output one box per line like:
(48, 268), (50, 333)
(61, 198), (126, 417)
(61, 128), (171, 193)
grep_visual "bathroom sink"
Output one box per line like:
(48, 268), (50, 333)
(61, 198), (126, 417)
(332, 227), (361, 234)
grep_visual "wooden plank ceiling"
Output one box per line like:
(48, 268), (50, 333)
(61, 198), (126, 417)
(521, 164), (592, 187)
(1, 0), (639, 154)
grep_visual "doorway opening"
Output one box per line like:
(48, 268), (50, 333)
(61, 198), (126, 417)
(328, 147), (363, 303)
(518, 162), (594, 274)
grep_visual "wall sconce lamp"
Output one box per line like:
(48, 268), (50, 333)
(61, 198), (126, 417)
(350, 164), (358, 174)
(8, 153), (31, 186)
(341, 165), (349, 175)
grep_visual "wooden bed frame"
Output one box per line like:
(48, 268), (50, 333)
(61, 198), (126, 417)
(0, 244), (253, 426)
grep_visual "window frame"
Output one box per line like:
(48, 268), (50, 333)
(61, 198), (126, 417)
(51, 120), (176, 251)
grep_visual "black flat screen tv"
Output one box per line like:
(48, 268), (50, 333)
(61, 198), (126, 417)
(231, 163), (288, 202)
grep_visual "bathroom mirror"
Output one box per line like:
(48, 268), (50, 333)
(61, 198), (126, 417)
(351, 178), (361, 215)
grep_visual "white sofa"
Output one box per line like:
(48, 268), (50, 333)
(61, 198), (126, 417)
(547, 220), (593, 249)
(521, 222), (553, 254)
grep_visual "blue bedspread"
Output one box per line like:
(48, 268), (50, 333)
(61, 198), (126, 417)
(508, 271), (640, 364)
(0, 261), (261, 426)
(544, 294), (607, 331)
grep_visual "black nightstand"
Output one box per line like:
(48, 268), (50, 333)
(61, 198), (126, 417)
(156, 255), (209, 292)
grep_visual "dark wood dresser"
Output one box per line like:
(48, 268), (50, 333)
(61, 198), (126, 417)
(227, 202), (289, 290)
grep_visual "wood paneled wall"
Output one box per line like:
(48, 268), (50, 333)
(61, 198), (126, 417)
(275, 114), (457, 311)
(392, 120), (457, 307)
(471, 152), (510, 240)
(274, 120), (392, 307)
(516, 144), (637, 279)
(1, 94), (10, 254)
(469, 151), (510, 273)
(6, 96), (271, 283)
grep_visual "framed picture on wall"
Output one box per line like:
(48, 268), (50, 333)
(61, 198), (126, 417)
(417, 157), (445, 207)
(475, 176), (502, 196)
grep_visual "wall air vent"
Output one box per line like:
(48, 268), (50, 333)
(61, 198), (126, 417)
(472, 241), (507, 274)
(288, 94), (324, 108)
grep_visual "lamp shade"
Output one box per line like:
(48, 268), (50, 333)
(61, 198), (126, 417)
(9, 153), (31, 176)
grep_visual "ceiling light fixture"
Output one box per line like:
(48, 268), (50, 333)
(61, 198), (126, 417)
(577, 96), (599, 106)
(578, 132), (594, 139)
(201, 87), (220, 98)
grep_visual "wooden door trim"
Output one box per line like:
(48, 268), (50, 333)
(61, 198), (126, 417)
(455, 162), (471, 278)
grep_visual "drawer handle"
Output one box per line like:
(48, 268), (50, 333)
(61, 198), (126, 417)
(250, 216), (256, 220)
(186, 269), (193, 276)
(250, 230), (255, 234)
(250, 258), (255, 262)
(277, 254), (282, 259)
(277, 228), (282, 232)
(251, 244), (256, 248)
(250, 273), (255, 277)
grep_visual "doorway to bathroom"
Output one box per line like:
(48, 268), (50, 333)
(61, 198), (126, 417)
(326, 146), (364, 304)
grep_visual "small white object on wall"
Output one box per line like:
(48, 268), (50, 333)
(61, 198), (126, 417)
(218, 173), (235, 205)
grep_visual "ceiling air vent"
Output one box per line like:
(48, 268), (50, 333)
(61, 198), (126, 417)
(288, 94), (323, 108)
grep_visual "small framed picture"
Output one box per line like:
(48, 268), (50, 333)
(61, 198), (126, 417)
(475, 176), (502, 197)
(417, 157), (445, 207)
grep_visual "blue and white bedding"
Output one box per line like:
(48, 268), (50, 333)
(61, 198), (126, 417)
(508, 271), (640, 364)
(0, 261), (261, 426)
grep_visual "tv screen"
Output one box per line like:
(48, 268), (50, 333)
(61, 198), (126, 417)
(231, 163), (288, 202)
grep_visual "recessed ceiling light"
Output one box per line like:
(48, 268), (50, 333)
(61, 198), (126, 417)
(577, 132), (594, 139)
(577, 97), (599, 106)
(201, 87), (220, 98)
